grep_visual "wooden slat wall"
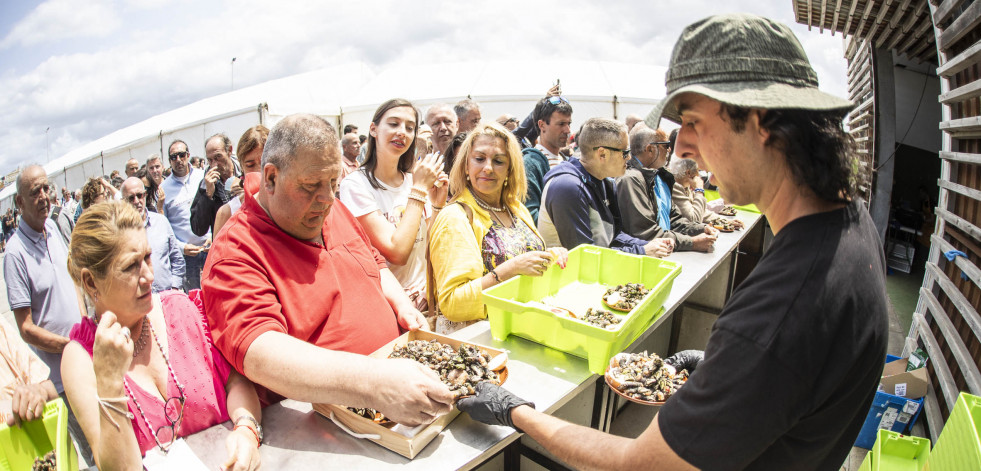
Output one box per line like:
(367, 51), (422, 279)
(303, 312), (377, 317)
(847, 36), (877, 201)
(906, 0), (981, 441)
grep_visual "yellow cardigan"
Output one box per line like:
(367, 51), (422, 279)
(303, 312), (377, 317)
(428, 188), (543, 322)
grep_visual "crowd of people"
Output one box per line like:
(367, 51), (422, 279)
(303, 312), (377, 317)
(0, 13), (890, 471)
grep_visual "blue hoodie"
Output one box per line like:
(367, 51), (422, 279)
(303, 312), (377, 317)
(537, 158), (649, 254)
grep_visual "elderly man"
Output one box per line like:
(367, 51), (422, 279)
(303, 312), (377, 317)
(124, 158), (140, 178)
(617, 125), (718, 252)
(202, 114), (455, 424)
(191, 133), (240, 237)
(454, 98), (482, 134)
(537, 118), (673, 257)
(120, 177), (185, 292)
(3, 164), (92, 461)
(460, 14), (889, 470)
(522, 95), (573, 223)
(339, 133), (361, 181)
(425, 104), (459, 156)
(161, 139), (208, 290)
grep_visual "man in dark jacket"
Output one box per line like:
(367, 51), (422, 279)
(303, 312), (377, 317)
(617, 124), (718, 252)
(191, 133), (240, 236)
(522, 96), (573, 223)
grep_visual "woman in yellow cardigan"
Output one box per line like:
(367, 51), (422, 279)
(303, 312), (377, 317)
(429, 122), (568, 333)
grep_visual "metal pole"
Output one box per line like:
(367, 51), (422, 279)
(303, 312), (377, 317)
(45, 127), (50, 162)
(231, 57), (237, 90)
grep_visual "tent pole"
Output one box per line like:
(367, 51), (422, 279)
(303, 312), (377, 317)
(613, 95), (619, 120)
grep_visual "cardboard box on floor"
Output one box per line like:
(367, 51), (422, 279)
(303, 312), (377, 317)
(879, 357), (929, 399)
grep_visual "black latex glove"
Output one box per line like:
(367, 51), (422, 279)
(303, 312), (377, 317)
(457, 382), (535, 430)
(665, 350), (704, 373)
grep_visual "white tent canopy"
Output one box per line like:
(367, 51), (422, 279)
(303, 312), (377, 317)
(1, 60), (668, 210)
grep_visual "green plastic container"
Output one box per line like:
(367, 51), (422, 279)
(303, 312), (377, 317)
(870, 429), (930, 470)
(483, 245), (681, 374)
(0, 397), (78, 471)
(704, 190), (760, 213)
(926, 392), (981, 470)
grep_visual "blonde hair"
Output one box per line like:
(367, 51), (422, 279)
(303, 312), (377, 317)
(67, 201), (145, 293)
(448, 122), (527, 208)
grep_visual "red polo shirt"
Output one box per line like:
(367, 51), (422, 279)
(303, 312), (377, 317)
(202, 174), (400, 375)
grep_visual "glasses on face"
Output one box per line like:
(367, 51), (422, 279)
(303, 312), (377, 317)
(547, 96), (569, 105)
(125, 191), (146, 203)
(650, 141), (671, 148)
(154, 394), (186, 451)
(169, 151), (189, 161)
(593, 146), (631, 160)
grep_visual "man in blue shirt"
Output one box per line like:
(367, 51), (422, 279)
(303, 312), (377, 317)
(537, 118), (673, 257)
(160, 140), (208, 290)
(121, 177), (185, 292)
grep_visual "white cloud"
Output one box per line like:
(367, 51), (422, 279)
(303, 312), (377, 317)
(0, 0), (853, 178)
(0, 0), (121, 49)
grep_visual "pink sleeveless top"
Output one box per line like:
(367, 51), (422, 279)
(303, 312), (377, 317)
(69, 290), (232, 454)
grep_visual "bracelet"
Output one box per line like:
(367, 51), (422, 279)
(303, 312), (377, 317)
(234, 424), (261, 447)
(97, 396), (134, 430)
(489, 269), (500, 282)
(406, 193), (427, 205)
(693, 188), (705, 194)
(410, 187), (427, 198)
(431, 204), (444, 210)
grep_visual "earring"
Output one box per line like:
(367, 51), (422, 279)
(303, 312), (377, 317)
(504, 180), (508, 187)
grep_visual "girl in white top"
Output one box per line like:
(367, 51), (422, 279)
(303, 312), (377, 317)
(338, 99), (448, 311)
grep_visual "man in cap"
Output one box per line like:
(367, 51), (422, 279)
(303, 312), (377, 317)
(458, 13), (888, 470)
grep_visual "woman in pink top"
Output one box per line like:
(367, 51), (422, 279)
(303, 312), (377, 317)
(61, 201), (262, 470)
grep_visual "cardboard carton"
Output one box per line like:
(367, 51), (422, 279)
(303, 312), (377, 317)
(879, 357), (929, 399)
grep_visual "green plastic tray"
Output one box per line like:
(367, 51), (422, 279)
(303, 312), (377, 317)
(704, 190), (760, 214)
(483, 245), (681, 374)
(0, 397), (78, 471)
(871, 430), (929, 470)
(927, 392), (981, 470)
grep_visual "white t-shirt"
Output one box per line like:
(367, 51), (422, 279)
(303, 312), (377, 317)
(338, 170), (429, 290)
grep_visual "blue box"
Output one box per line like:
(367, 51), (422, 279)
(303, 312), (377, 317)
(854, 355), (925, 449)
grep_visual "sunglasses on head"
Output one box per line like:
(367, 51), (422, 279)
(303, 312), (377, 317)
(169, 151), (189, 161)
(547, 96), (569, 105)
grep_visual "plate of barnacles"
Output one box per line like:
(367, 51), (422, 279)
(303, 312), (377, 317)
(604, 351), (689, 406)
(601, 283), (650, 312)
(348, 339), (508, 425)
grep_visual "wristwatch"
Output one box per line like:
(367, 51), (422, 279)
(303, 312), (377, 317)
(236, 415), (263, 444)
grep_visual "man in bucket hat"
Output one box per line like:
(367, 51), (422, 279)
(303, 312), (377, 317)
(457, 13), (888, 470)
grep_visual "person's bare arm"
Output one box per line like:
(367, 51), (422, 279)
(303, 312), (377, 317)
(61, 341), (143, 471)
(242, 331), (454, 426)
(378, 267), (428, 331)
(222, 370), (262, 470)
(13, 307), (69, 353)
(511, 405), (696, 471)
(357, 200), (427, 266)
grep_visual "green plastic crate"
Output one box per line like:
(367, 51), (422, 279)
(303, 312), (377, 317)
(483, 245), (681, 374)
(927, 392), (981, 470)
(0, 397), (78, 471)
(870, 430), (930, 470)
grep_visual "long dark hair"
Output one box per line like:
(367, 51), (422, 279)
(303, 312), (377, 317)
(362, 98), (419, 190)
(722, 104), (862, 203)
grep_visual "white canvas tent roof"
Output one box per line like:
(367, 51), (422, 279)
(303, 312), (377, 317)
(2, 60), (669, 209)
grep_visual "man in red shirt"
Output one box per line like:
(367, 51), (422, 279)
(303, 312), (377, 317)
(203, 114), (455, 426)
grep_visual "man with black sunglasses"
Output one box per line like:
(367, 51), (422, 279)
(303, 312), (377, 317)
(161, 139), (208, 290)
(537, 118), (673, 257)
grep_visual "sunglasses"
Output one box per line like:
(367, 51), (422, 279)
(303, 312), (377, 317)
(168, 151), (189, 161)
(594, 146), (631, 159)
(650, 141), (671, 147)
(547, 96), (569, 105)
(125, 191), (147, 203)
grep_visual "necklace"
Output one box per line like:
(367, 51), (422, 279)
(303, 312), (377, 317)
(123, 317), (186, 452)
(472, 194), (504, 213)
(132, 315), (150, 358)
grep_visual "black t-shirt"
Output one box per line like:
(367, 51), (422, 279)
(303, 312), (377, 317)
(659, 201), (889, 470)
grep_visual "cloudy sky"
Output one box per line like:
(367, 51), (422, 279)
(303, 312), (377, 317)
(0, 0), (849, 179)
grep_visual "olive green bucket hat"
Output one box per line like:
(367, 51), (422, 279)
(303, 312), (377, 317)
(645, 13), (854, 127)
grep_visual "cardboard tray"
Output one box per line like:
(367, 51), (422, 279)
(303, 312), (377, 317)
(312, 330), (508, 459)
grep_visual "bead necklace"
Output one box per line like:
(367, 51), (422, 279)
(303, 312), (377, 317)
(123, 317), (187, 452)
(472, 194), (504, 213)
(132, 315), (149, 358)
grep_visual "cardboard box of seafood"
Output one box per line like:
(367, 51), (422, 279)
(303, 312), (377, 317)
(312, 330), (507, 459)
(483, 245), (681, 374)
